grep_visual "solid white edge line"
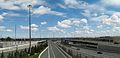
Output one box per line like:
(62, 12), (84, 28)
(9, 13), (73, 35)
(38, 46), (48, 58)
(54, 43), (67, 58)
(57, 43), (72, 58)
(48, 45), (50, 58)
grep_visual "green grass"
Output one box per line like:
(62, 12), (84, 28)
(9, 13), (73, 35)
(29, 53), (40, 58)
(28, 48), (44, 58)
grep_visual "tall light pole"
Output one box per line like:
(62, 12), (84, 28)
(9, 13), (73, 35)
(14, 24), (18, 50)
(27, 5), (32, 54)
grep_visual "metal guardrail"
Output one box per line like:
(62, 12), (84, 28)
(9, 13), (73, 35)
(56, 43), (72, 58)
(58, 43), (103, 58)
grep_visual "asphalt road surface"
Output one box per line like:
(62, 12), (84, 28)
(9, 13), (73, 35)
(40, 40), (67, 58)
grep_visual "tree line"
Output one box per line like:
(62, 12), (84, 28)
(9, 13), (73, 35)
(0, 41), (48, 58)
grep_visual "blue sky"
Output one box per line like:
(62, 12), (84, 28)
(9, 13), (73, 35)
(0, 0), (120, 38)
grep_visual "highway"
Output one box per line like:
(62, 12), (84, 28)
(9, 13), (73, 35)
(0, 40), (45, 53)
(40, 40), (67, 58)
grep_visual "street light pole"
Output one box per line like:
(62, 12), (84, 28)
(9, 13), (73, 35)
(14, 24), (18, 50)
(27, 5), (32, 54)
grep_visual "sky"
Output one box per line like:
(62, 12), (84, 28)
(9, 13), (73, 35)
(0, 0), (120, 38)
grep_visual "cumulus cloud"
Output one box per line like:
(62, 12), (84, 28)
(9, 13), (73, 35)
(101, 0), (120, 6)
(64, 0), (88, 9)
(81, 19), (87, 23)
(0, 26), (5, 31)
(73, 20), (81, 26)
(0, 15), (4, 21)
(31, 24), (38, 28)
(0, 0), (20, 10)
(57, 4), (67, 9)
(0, 26), (13, 32)
(33, 6), (65, 16)
(33, 6), (50, 15)
(20, 25), (29, 30)
(6, 29), (13, 32)
(1, 12), (20, 17)
(47, 26), (63, 32)
(91, 12), (120, 25)
(0, 0), (45, 10)
(57, 18), (88, 28)
(41, 21), (47, 25)
(20, 24), (39, 31)
(57, 20), (72, 28)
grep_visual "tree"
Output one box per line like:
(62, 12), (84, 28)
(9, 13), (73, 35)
(14, 50), (19, 58)
(6, 37), (13, 41)
(0, 51), (4, 58)
(1, 38), (4, 41)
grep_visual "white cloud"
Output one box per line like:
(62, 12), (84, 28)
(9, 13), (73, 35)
(57, 4), (67, 9)
(73, 20), (81, 26)
(97, 25), (103, 29)
(0, 0), (45, 10)
(82, 9), (99, 17)
(101, 0), (120, 6)
(81, 19), (87, 23)
(1, 12), (20, 17)
(20, 24), (39, 31)
(0, 26), (13, 32)
(83, 26), (90, 30)
(33, 6), (65, 16)
(57, 20), (71, 28)
(6, 29), (13, 32)
(81, 10), (91, 17)
(0, 15), (4, 21)
(41, 21), (47, 25)
(64, 0), (88, 9)
(47, 26), (61, 32)
(49, 11), (65, 16)
(91, 12), (120, 25)
(31, 24), (38, 27)
(20, 25), (29, 30)
(0, 0), (20, 10)
(0, 26), (5, 32)
(57, 18), (88, 28)
(1, 12), (8, 16)
(34, 6), (51, 15)
(31, 28), (38, 31)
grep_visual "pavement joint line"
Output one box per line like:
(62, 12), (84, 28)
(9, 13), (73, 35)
(50, 42), (56, 58)
(54, 43), (67, 58)
(38, 46), (48, 58)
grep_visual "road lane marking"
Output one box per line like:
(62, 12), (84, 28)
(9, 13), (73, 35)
(56, 43), (72, 58)
(53, 43), (67, 58)
(38, 46), (48, 58)
(48, 44), (50, 58)
(50, 42), (56, 58)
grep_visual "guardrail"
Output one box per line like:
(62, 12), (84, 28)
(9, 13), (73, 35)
(56, 43), (72, 58)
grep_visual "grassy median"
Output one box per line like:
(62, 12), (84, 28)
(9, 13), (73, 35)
(29, 42), (48, 58)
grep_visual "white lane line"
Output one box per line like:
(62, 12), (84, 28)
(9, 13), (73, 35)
(48, 44), (50, 58)
(57, 43), (72, 58)
(38, 46), (48, 58)
(54, 43), (67, 58)
(50, 42), (56, 58)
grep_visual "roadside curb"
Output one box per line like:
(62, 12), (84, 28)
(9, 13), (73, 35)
(38, 46), (48, 58)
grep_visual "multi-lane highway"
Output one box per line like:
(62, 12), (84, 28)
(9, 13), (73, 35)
(0, 40), (45, 53)
(40, 40), (67, 58)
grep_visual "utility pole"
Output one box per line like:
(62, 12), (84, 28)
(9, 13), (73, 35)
(27, 5), (32, 54)
(14, 24), (18, 50)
